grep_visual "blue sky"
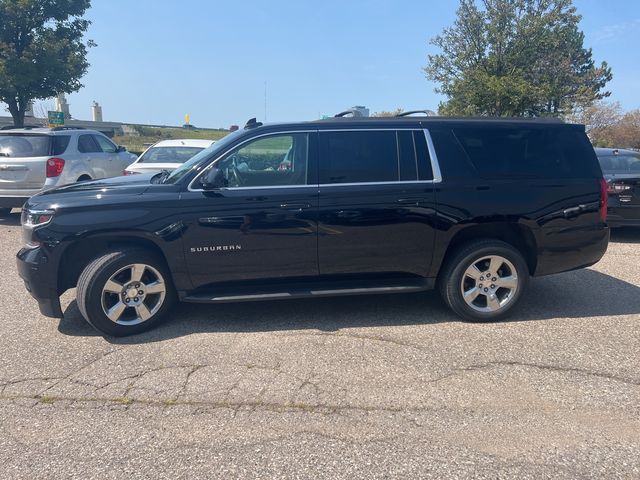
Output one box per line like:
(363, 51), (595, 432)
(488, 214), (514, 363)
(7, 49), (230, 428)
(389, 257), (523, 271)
(55, 0), (640, 127)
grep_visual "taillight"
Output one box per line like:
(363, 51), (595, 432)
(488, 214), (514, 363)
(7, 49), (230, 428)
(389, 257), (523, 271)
(606, 182), (632, 194)
(599, 177), (608, 223)
(46, 157), (65, 177)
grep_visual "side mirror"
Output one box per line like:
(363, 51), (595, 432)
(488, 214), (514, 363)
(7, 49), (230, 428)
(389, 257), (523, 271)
(116, 145), (127, 153)
(200, 167), (227, 190)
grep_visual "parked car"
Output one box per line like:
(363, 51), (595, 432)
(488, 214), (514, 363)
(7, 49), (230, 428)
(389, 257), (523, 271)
(0, 126), (136, 216)
(595, 147), (640, 227)
(17, 116), (609, 336)
(123, 139), (216, 176)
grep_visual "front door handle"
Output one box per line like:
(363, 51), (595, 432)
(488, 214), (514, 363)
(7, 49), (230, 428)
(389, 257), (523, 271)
(280, 203), (312, 211)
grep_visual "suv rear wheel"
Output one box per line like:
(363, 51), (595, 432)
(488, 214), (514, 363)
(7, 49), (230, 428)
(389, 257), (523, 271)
(77, 248), (176, 336)
(439, 240), (529, 322)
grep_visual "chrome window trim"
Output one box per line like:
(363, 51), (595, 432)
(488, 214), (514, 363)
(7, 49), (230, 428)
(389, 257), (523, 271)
(423, 129), (443, 183)
(319, 128), (421, 132)
(319, 180), (437, 187)
(187, 127), (444, 192)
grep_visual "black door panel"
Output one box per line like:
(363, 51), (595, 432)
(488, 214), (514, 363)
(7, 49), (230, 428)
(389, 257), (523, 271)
(180, 187), (319, 288)
(318, 183), (437, 276)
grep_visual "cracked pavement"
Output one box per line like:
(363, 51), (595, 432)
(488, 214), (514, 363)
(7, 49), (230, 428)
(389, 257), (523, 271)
(0, 212), (639, 478)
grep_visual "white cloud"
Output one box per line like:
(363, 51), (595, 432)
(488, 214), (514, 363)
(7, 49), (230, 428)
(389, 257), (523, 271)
(594, 18), (640, 43)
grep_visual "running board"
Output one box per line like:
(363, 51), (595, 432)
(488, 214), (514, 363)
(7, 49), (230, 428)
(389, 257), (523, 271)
(182, 279), (434, 304)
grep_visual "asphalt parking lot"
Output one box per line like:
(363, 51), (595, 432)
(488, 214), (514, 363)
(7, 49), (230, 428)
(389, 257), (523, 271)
(0, 210), (638, 479)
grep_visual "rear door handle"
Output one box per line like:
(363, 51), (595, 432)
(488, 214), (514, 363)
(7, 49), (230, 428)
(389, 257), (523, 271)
(280, 203), (312, 211)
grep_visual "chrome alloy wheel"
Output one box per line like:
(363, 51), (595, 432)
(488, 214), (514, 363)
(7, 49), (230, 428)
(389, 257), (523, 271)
(100, 263), (166, 325)
(460, 255), (519, 313)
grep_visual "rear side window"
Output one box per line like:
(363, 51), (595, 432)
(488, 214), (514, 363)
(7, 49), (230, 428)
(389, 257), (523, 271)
(0, 135), (50, 157)
(598, 154), (640, 174)
(78, 134), (101, 153)
(320, 130), (432, 184)
(453, 127), (600, 179)
(320, 131), (397, 183)
(52, 136), (71, 155)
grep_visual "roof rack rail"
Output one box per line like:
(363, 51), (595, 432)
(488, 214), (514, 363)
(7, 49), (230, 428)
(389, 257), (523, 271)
(395, 110), (437, 117)
(244, 118), (263, 129)
(50, 126), (85, 131)
(0, 125), (40, 130)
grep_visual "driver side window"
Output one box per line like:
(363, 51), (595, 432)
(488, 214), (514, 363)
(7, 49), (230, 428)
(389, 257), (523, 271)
(217, 133), (308, 188)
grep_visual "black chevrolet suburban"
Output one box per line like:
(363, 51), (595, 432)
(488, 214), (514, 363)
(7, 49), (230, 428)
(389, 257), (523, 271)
(17, 116), (609, 336)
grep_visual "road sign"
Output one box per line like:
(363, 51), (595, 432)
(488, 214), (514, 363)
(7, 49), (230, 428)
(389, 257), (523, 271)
(48, 111), (64, 127)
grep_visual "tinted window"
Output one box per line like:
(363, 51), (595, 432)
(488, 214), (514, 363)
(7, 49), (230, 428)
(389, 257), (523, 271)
(78, 135), (101, 153)
(598, 154), (640, 174)
(0, 135), (50, 157)
(52, 136), (71, 155)
(397, 131), (417, 181)
(413, 131), (434, 180)
(93, 135), (117, 153)
(216, 133), (308, 187)
(139, 146), (204, 164)
(429, 128), (476, 179)
(320, 130), (399, 184)
(453, 127), (600, 179)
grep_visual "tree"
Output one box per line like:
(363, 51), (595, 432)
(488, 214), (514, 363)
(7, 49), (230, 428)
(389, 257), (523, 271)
(425, 0), (612, 117)
(373, 108), (405, 117)
(0, 0), (94, 127)
(573, 102), (640, 148)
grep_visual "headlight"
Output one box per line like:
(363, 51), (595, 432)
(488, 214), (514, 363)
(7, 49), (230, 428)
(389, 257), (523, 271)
(21, 209), (55, 228)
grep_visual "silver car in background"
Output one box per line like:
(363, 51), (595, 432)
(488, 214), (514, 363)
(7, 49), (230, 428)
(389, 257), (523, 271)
(0, 126), (136, 216)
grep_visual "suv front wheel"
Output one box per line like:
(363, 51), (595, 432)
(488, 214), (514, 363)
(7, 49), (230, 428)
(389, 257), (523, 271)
(439, 240), (529, 322)
(77, 248), (176, 336)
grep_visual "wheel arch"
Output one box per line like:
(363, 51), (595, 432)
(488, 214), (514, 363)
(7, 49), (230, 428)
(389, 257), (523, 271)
(436, 222), (538, 279)
(57, 234), (176, 295)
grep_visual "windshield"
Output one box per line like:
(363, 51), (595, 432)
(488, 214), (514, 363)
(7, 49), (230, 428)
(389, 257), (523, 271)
(0, 134), (50, 157)
(163, 130), (245, 184)
(138, 145), (204, 164)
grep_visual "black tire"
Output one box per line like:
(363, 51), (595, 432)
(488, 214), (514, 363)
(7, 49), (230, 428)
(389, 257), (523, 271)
(77, 175), (92, 182)
(77, 248), (176, 336)
(438, 239), (529, 322)
(0, 208), (11, 217)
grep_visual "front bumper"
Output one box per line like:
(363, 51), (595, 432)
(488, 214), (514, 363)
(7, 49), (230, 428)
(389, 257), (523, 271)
(16, 246), (63, 318)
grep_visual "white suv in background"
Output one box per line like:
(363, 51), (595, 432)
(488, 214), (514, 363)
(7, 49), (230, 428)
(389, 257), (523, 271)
(0, 126), (136, 215)
(124, 139), (216, 176)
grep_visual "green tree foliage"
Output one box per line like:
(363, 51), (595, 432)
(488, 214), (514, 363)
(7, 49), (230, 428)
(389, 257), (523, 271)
(373, 108), (405, 117)
(0, 0), (93, 126)
(425, 0), (612, 117)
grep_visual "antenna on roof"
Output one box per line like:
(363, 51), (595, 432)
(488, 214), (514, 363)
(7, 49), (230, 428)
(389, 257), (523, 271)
(244, 118), (263, 129)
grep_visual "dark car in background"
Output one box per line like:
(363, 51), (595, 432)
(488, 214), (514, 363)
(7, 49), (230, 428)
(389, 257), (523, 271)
(595, 148), (640, 227)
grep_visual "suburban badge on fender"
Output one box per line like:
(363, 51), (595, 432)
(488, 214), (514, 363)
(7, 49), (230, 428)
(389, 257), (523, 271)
(190, 245), (242, 253)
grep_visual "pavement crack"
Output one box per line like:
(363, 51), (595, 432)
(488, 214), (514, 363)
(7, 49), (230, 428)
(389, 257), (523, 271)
(429, 361), (640, 386)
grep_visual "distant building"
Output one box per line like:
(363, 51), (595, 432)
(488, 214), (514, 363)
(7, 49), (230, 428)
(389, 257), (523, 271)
(55, 94), (71, 119)
(91, 101), (103, 122)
